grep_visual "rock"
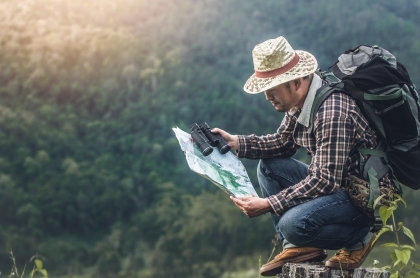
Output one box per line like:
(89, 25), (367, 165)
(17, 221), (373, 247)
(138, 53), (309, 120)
(276, 263), (390, 278)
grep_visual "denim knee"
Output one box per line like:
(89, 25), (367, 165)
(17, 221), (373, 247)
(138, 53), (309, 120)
(277, 208), (307, 246)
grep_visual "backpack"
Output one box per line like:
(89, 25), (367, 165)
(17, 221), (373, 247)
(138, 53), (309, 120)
(309, 45), (420, 194)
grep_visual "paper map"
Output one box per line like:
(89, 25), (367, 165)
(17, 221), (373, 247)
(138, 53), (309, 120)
(172, 127), (258, 197)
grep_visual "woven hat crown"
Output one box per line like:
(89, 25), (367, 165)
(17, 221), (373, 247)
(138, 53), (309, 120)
(252, 37), (295, 72)
(243, 36), (317, 94)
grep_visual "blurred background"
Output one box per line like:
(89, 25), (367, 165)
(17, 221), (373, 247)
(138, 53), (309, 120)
(0, 0), (420, 277)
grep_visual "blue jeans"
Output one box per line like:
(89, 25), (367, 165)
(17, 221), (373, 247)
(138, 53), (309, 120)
(258, 157), (374, 250)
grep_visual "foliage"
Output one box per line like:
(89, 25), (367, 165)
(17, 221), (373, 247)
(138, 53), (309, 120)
(8, 251), (26, 278)
(29, 254), (48, 278)
(0, 0), (419, 276)
(374, 195), (420, 277)
(7, 251), (48, 278)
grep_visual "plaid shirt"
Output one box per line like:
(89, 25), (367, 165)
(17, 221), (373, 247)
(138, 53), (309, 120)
(237, 90), (393, 215)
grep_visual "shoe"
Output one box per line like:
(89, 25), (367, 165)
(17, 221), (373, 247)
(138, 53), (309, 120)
(260, 247), (328, 276)
(325, 234), (376, 270)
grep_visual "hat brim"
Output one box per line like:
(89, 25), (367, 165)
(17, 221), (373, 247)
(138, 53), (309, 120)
(243, 50), (318, 94)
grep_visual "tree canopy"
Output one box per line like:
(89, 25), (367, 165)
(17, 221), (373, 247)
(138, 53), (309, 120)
(0, 0), (420, 277)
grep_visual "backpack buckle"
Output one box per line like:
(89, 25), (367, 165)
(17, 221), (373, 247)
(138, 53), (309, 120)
(371, 216), (383, 233)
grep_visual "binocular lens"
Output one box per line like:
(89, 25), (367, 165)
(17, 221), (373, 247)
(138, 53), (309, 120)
(218, 143), (231, 154)
(200, 145), (213, 156)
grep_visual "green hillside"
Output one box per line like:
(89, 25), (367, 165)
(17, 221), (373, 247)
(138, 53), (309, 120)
(0, 0), (420, 277)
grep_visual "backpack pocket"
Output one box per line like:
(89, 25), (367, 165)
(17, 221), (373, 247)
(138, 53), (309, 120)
(388, 145), (420, 190)
(345, 175), (373, 216)
(345, 175), (395, 216)
(366, 85), (419, 146)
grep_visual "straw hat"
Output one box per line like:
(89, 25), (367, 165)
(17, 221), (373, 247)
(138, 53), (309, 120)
(243, 36), (318, 94)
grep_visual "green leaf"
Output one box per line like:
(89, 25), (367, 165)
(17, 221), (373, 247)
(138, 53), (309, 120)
(393, 258), (402, 267)
(40, 269), (48, 278)
(403, 226), (417, 246)
(390, 270), (399, 278)
(395, 249), (410, 265)
(381, 242), (399, 248)
(35, 259), (43, 270)
(374, 194), (386, 209)
(388, 203), (398, 211)
(395, 194), (407, 207)
(413, 263), (420, 270)
(382, 265), (392, 270)
(379, 206), (393, 224)
(401, 245), (416, 251)
(385, 224), (395, 231)
(374, 226), (391, 244)
(390, 250), (397, 261)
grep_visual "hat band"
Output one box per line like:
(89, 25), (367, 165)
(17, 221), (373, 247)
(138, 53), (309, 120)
(254, 53), (300, 78)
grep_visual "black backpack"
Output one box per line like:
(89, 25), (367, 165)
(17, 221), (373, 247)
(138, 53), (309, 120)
(309, 45), (420, 193)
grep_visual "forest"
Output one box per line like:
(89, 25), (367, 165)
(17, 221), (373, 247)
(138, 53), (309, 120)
(1, 0), (420, 277)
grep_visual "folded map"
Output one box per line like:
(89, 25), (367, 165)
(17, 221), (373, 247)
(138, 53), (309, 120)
(172, 127), (258, 197)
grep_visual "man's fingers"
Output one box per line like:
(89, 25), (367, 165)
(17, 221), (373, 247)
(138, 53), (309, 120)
(230, 196), (242, 206)
(230, 197), (248, 214)
(233, 196), (252, 203)
(211, 128), (239, 151)
(230, 196), (251, 206)
(230, 196), (271, 218)
(230, 196), (256, 218)
(211, 127), (224, 135)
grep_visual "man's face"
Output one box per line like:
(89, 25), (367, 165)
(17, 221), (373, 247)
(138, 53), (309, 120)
(264, 82), (297, 112)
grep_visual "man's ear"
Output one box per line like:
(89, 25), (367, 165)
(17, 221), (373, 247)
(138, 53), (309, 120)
(293, 78), (301, 90)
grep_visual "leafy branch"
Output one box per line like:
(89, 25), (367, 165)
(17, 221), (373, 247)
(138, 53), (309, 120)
(29, 254), (48, 278)
(373, 194), (420, 278)
(7, 252), (48, 278)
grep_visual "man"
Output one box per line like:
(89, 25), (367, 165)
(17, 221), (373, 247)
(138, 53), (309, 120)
(213, 36), (394, 276)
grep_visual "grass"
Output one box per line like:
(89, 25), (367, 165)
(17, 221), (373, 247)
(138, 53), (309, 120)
(7, 243), (419, 278)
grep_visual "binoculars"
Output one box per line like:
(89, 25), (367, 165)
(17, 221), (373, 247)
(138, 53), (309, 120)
(189, 122), (231, 156)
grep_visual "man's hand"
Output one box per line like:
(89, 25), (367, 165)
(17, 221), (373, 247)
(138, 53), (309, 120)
(230, 196), (273, 218)
(211, 128), (239, 151)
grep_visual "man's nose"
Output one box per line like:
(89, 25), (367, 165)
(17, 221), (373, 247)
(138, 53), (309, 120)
(264, 91), (272, 100)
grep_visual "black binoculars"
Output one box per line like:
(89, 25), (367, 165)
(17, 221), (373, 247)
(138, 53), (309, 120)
(189, 122), (231, 156)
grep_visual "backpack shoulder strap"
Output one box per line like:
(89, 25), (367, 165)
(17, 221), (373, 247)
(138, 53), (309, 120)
(308, 81), (344, 133)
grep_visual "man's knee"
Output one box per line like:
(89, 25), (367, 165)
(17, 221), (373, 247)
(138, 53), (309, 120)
(278, 209), (308, 245)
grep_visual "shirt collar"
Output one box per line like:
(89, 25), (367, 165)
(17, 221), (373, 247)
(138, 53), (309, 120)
(297, 74), (323, 127)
